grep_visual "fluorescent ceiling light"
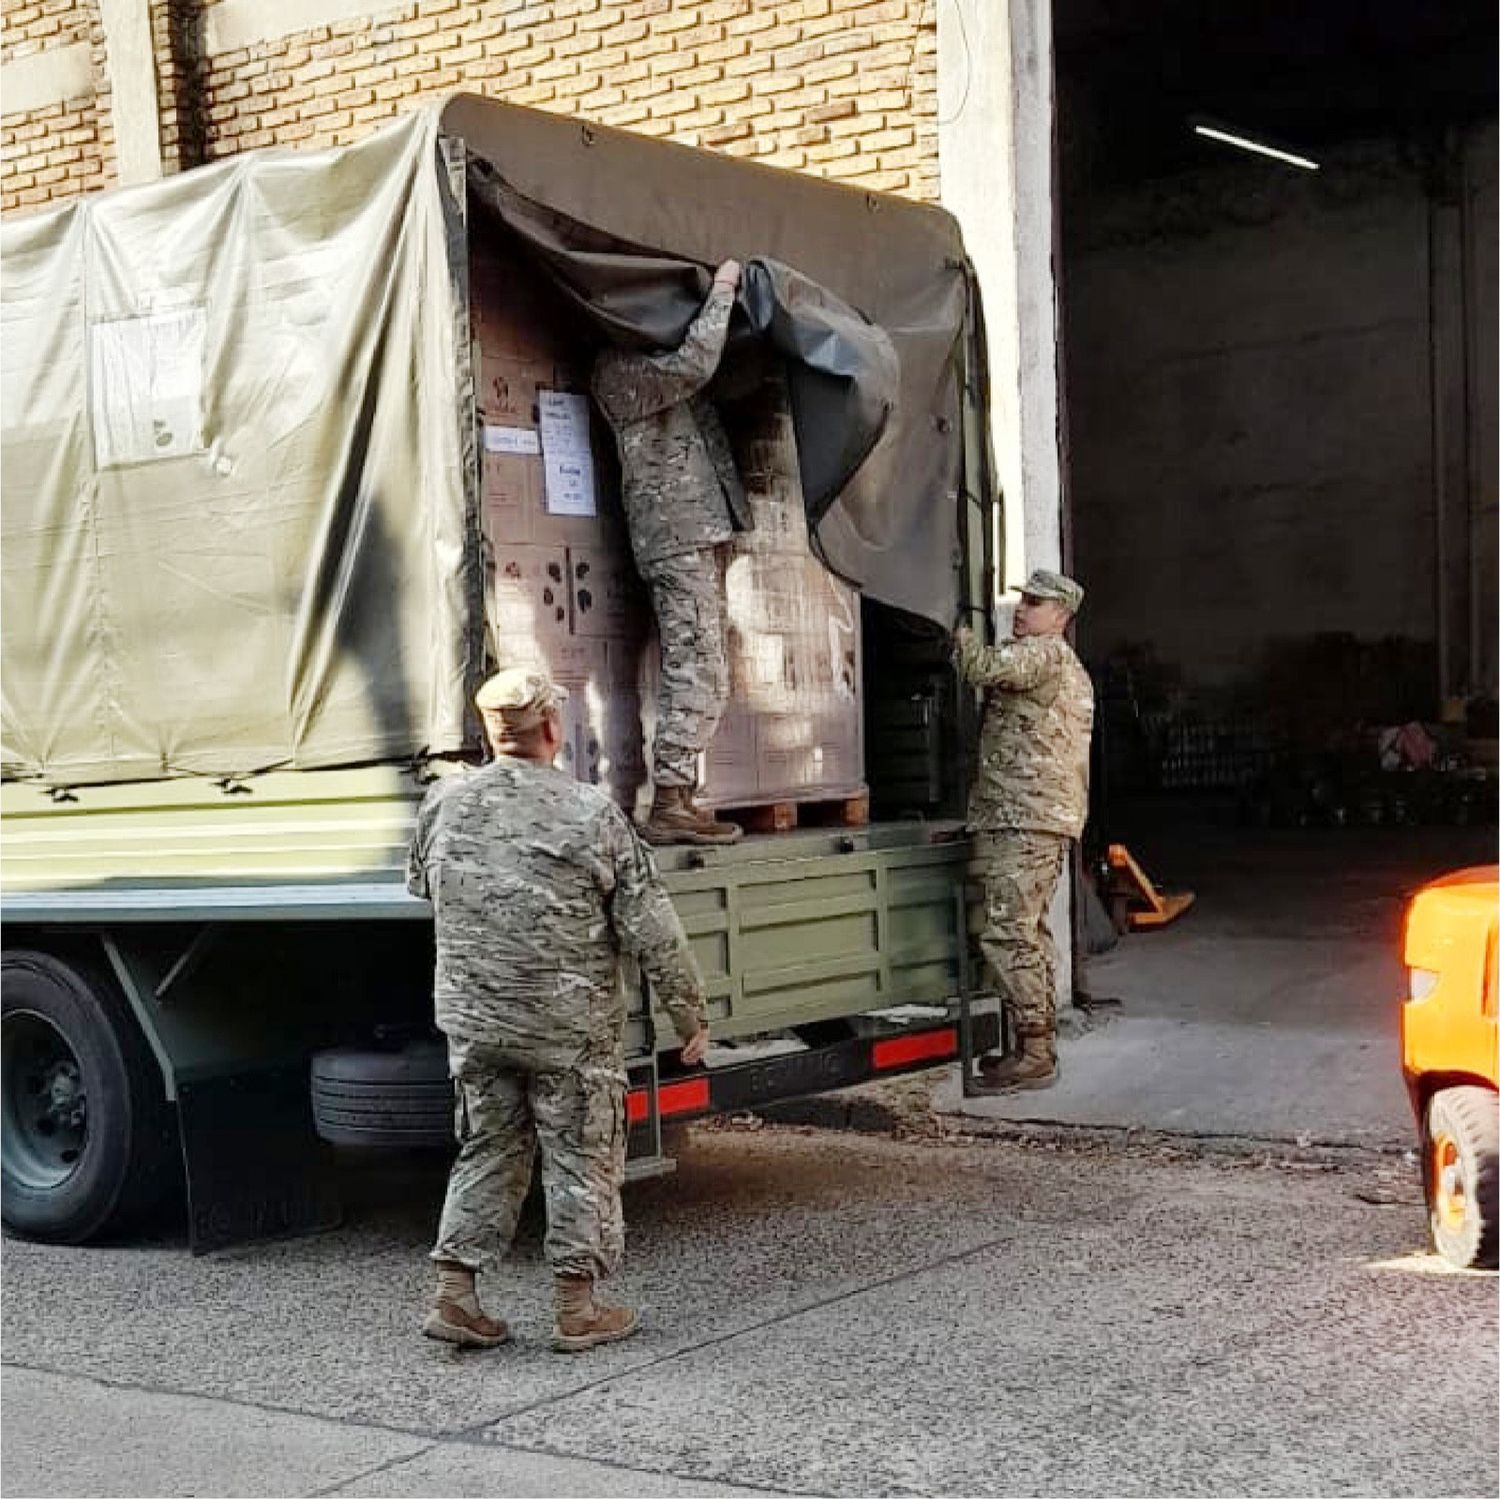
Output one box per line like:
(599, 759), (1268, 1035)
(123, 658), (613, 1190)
(1192, 122), (1320, 172)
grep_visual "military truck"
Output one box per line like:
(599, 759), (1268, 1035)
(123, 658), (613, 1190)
(0, 96), (1001, 1252)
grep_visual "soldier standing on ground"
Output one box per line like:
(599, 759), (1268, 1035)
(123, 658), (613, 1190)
(407, 667), (709, 1352)
(592, 259), (751, 847)
(955, 569), (1094, 1093)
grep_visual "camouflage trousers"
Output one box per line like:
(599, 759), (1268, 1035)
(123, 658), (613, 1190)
(973, 829), (1069, 1036)
(640, 545), (729, 789)
(431, 1053), (627, 1281)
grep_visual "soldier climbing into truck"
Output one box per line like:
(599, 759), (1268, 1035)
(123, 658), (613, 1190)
(592, 258), (751, 848)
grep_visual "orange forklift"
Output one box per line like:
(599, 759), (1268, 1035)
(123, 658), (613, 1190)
(1400, 866), (1500, 1269)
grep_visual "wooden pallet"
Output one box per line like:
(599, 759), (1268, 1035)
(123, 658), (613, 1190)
(721, 791), (871, 834)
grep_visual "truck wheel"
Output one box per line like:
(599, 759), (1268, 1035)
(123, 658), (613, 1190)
(1424, 1085), (1499, 1270)
(311, 1037), (453, 1148)
(2, 950), (176, 1243)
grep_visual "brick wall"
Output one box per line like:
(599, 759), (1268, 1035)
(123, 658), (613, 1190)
(3, 0), (939, 215)
(1, 0), (111, 210)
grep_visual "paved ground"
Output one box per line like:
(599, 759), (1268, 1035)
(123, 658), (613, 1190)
(4, 1127), (1497, 1498)
(4, 818), (1496, 1497)
(941, 821), (1496, 1148)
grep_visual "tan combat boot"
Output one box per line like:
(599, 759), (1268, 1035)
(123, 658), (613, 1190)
(422, 1260), (511, 1349)
(640, 785), (743, 847)
(552, 1274), (639, 1353)
(975, 1028), (1058, 1093)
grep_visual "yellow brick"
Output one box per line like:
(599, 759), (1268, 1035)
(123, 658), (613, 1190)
(648, 92), (697, 119)
(780, 40), (823, 66)
(724, 8), (775, 36)
(555, 30), (601, 58)
(821, 27), (873, 56)
(531, 54), (580, 81)
(699, 77), (748, 105)
(861, 123), (914, 152)
(723, 50), (771, 78)
(508, 42), (554, 68)
(651, 6), (702, 33)
(804, 137), (856, 162)
(859, 167), (911, 192)
(605, 99), (651, 126)
(506, 81), (558, 106)
(579, 84), (626, 109)
(484, 32), (530, 56)
(850, 0), (912, 21)
(779, 0), (831, 18)
(700, 119), (751, 145)
(805, 98), (854, 123)
(803, 56), (855, 83)
(700, 0), (749, 19)
(754, 72), (804, 97)
(533, 17), (577, 43)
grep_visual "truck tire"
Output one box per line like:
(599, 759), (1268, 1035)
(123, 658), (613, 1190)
(1424, 1085), (1499, 1270)
(311, 1038), (454, 1149)
(2, 949), (177, 1243)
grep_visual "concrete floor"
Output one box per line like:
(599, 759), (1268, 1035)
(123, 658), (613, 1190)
(4, 1129), (1496, 1497)
(940, 814), (1497, 1148)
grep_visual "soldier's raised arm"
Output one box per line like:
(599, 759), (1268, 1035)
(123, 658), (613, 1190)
(601, 806), (708, 1047)
(954, 627), (1063, 692)
(592, 262), (741, 424)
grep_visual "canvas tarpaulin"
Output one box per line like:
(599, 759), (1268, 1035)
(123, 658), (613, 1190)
(465, 163), (901, 527)
(1, 111), (477, 786)
(443, 92), (972, 628)
(2, 99), (979, 788)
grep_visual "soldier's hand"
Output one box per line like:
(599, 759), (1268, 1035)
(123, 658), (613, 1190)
(680, 1024), (710, 1067)
(712, 259), (742, 291)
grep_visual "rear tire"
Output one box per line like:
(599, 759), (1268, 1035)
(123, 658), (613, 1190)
(1424, 1085), (1499, 1270)
(2, 949), (177, 1243)
(311, 1037), (453, 1148)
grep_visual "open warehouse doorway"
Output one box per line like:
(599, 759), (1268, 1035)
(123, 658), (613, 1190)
(1055, 0), (1496, 837)
(947, 0), (1498, 1149)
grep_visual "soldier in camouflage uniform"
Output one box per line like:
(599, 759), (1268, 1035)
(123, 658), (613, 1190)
(407, 667), (709, 1352)
(955, 569), (1094, 1092)
(593, 259), (750, 847)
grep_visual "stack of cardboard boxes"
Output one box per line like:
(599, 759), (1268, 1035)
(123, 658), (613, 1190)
(471, 242), (864, 817)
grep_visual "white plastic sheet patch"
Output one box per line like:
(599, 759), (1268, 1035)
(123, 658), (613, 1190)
(89, 308), (207, 468)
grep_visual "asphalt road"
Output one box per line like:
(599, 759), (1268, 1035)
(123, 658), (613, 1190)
(3, 1125), (1496, 1498)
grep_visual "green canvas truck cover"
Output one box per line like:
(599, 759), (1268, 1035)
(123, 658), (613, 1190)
(1, 98), (976, 790)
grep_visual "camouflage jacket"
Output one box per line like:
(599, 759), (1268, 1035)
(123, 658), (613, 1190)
(591, 281), (750, 567)
(955, 631), (1095, 839)
(406, 757), (707, 1070)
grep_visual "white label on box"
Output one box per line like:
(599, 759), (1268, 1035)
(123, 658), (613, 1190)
(538, 390), (598, 517)
(484, 424), (541, 456)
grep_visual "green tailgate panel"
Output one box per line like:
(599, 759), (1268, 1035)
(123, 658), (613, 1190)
(659, 834), (968, 1043)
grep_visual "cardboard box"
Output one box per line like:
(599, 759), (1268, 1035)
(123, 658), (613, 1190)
(481, 452), (542, 547)
(488, 545), (571, 656)
(569, 545), (646, 641)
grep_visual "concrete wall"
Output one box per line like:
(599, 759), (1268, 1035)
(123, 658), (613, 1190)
(1065, 124), (1498, 699)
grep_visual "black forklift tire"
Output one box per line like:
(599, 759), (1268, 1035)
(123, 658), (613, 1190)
(311, 1038), (454, 1148)
(2, 949), (178, 1244)
(1424, 1085), (1499, 1270)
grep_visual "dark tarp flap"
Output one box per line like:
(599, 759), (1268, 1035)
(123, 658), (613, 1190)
(466, 162), (899, 529)
(442, 93), (969, 627)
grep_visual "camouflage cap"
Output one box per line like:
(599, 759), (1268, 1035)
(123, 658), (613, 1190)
(1015, 568), (1084, 613)
(474, 667), (568, 733)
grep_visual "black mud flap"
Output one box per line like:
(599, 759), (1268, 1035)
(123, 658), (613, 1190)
(178, 1065), (342, 1254)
